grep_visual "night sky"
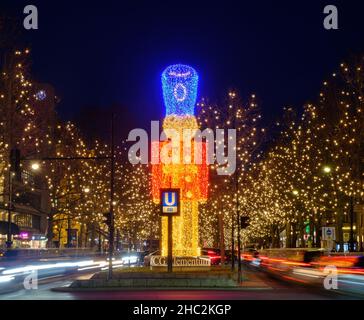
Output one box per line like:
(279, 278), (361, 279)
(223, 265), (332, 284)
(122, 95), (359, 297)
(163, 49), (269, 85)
(2, 0), (364, 139)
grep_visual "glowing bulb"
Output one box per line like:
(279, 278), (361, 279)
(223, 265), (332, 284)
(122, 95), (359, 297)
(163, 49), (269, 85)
(31, 163), (40, 171)
(323, 166), (331, 174)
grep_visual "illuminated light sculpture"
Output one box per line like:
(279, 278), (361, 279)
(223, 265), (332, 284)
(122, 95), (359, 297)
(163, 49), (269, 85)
(152, 64), (208, 257)
(161, 64), (198, 116)
(35, 89), (47, 101)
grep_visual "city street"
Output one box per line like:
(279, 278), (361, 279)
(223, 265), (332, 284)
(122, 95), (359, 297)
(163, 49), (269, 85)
(1, 1), (364, 311)
(0, 267), (358, 300)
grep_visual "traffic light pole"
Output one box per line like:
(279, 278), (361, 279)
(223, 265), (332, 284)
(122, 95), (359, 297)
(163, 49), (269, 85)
(235, 167), (242, 283)
(234, 97), (242, 282)
(237, 198), (242, 283)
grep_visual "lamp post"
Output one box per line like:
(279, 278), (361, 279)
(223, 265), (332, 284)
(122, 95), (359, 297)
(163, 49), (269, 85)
(6, 171), (14, 249)
(322, 165), (339, 251)
(291, 189), (299, 247)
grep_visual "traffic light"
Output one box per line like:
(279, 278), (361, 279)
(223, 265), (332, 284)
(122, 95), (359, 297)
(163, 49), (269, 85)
(103, 212), (112, 227)
(240, 216), (250, 229)
(10, 148), (21, 179)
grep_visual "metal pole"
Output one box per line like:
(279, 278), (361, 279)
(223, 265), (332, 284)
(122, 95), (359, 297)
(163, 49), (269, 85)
(98, 229), (102, 253)
(235, 158), (242, 281)
(232, 93), (242, 280)
(6, 170), (13, 249)
(237, 195), (242, 282)
(231, 206), (235, 271)
(108, 113), (115, 280)
(350, 196), (355, 252)
(167, 214), (173, 272)
(67, 214), (71, 248)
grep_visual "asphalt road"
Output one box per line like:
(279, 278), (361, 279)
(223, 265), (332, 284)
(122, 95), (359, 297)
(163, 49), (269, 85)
(0, 269), (358, 300)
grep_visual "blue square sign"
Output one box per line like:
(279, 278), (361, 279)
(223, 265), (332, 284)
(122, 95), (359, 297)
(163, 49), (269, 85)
(160, 189), (180, 216)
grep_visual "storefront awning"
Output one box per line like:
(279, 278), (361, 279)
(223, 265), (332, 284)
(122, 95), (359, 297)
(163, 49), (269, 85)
(0, 221), (20, 235)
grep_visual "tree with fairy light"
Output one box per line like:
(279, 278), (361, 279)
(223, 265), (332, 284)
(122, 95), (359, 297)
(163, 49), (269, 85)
(197, 91), (264, 254)
(117, 160), (158, 251)
(242, 55), (364, 250)
(0, 42), (38, 201)
(313, 56), (364, 251)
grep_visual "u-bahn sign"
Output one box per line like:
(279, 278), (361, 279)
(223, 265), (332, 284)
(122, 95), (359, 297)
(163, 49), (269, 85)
(160, 189), (180, 216)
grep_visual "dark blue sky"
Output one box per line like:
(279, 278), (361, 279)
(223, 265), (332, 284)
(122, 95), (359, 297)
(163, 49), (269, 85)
(2, 0), (364, 134)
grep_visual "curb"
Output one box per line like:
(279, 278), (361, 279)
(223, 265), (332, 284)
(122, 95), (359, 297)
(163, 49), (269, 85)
(51, 284), (272, 293)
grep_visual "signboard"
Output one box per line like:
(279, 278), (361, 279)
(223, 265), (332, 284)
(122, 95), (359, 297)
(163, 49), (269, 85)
(160, 189), (180, 216)
(19, 232), (29, 240)
(150, 256), (211, 267)
(322, 227), (336, 241)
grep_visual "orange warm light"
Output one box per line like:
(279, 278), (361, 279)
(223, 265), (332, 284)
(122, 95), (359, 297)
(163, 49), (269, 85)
(151, 140), (208, 202)
(312, 256), (359, 268)
(151, 115), (209, 257)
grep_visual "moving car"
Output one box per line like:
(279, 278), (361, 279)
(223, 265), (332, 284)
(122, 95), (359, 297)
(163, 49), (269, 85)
(201, 248), (221, 265)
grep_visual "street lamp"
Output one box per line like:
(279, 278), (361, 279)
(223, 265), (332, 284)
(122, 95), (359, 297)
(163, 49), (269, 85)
(31, 162), (40, 171)
(323, 166), (331, 174)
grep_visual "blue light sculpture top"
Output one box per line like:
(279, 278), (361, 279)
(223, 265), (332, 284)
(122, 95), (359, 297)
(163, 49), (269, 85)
(161, 64), (199, 116)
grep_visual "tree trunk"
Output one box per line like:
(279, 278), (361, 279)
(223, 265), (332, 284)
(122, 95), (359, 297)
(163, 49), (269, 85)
(298, 214), (305, 248)
(291, 222), (297, 248)
(47, 213), (54, 248)
(286, 222), (292, 248)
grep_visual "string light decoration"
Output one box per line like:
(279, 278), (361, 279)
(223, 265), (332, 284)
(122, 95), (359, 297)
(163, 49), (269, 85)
(2, 44), (363, 251)
(196, 92), (264, 249)
(237, 56), (364, 249)
(152, 64), (208, 257)
(35, 89), (47, 101)
(161, 64), (199, 116)
(0, 47), (49, 213)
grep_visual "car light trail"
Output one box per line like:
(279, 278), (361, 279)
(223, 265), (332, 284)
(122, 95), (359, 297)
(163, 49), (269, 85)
(293, 268), (324, 278)
(0, 275), (15, 283)
(2, 260), (97, 275)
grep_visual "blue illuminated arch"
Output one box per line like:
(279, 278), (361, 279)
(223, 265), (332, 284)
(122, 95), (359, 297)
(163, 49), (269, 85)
(161, 64), (199, 116)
